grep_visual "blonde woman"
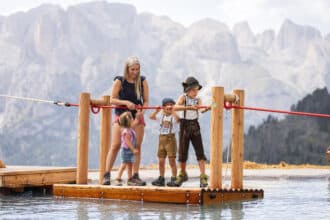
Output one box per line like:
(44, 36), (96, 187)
(102, 56), (149, 186)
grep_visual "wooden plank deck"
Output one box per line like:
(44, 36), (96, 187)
(0, 166), (76, 189)
(53, 184), (263, 205)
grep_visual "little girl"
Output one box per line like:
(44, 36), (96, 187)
(114, 112), (139, 186)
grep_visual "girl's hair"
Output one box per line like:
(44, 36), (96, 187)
(123, 56), (142, 100)
(119, 112), (132, 128)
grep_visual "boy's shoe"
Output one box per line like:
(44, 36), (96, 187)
(102, 172), (111, 185)
(174, 171), (188, 187)
(200, 174), (208, 188)
(114, 178), (123, 186)
(152, 176), (165, 186)
(166, 176), (177, 187)
(131, 173), (146, 186)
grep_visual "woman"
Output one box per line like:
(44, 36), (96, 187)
(102, 56), (149, 186)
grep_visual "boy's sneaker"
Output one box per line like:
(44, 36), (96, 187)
(114, 178), (123, 186)
(174, 171), (188, 187)
(200, 174), (208, 188)
(102, 172), (111, 185)
(131, 173), (146, 186)
(152, 176), (165, 186)
(166, 176), (177, 187)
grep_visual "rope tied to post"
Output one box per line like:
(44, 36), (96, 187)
(3, 93), (330, 119)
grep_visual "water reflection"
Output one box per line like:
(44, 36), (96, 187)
(69, 197), (249, 219)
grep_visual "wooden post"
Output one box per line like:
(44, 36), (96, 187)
(98, 95), (111, 184)
(76, 93), (91, 184)
(210, 87), (224, 189)
(231, 90), (245, 189)
(0, 160), (5, 168)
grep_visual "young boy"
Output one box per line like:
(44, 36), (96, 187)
(174, 77), (210, 187)
(150, 98), (180, 187)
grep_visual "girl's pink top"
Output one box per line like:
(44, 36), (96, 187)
(121, 128), (136, 149)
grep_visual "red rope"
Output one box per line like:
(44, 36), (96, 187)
(91, 105), (101, 114)
(67, 100), (330, 119)
(227, 103), (330, 119)
(64, 103), (210, 114)
(96, 105), (210, 110)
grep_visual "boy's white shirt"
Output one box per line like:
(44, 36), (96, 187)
(178, 95), (200, 120)
(155, 113), (179, 135)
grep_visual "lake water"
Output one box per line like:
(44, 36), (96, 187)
(1, 177), (330, 219)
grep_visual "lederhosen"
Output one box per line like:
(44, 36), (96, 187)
(114, 76), (145, 119)
(158, 114), (177, 158)
(178, 95), (207, 162)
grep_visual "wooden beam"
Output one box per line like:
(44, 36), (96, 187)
(53, 184), (264, 205)
(76, 93), (91, 184)
(99, 95), (111, 184)
(90, 99), (108, 106)
(53, 184), (201, 204)
(0, 166), (76, 188)
(224, 94), (237, 102)
(231, 90), (245, 189)
(210, 87), (224, 189)
(201, 189), (263, 205)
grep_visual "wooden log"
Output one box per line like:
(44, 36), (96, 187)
(210, 87), (224, 189)
(53, 184), (201, 204)
(99, 95), (111, 184)
(90, 99), (108, 106)
(224, 94), (237, 102)
(231, 90), (245, 189)
(0, 160), (5, 168)
(76, 93), (91, 184)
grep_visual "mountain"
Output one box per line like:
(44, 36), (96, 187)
(244, 88), (330, 165)
(1, 2), (330, 167)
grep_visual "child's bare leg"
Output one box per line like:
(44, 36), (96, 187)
(127, 163), (133, 179)
(168, 157), (177, 177)
(198, 160), (205, 175)
(159, 157), (166, 177)
(116, 163), (127, 180)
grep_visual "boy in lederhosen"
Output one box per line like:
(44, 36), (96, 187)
(150, 98), (180, 187)
(174, 77), (210, 187)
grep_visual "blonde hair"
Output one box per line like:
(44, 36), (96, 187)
(119, 112), (132, 128)
(123, 56), (142, 100)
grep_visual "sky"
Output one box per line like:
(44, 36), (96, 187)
(1, 0), (330, 35)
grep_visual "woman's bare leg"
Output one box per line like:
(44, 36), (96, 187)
(133, 124), (144, 173)
(105, 123), (121, 173)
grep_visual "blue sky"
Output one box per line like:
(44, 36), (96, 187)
(1, 0), (330, 34)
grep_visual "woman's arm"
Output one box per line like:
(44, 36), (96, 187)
(110, 79), (135, 109)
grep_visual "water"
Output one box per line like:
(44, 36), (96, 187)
(1, 178), (330, 219)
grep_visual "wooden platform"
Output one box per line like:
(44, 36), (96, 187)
(53, 184), (263, 205)
(0, 166), (76, 189)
